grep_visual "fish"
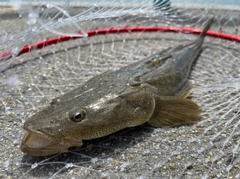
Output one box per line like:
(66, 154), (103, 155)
(20, 17), (214, 156)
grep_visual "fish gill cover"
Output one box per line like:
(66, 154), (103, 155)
(0, 0), (239, 178)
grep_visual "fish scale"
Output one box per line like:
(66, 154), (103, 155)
(20, 17), (214, 156)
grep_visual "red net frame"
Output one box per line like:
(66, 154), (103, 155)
(1, 25), (239, 62)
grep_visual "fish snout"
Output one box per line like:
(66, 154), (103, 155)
(20, 131), (83, 156)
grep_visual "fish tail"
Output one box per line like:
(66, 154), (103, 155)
(194, 16), (214, 47)
(200, 16), (214, 39)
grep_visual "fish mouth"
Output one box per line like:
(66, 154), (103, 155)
(20, 132), (71, 157)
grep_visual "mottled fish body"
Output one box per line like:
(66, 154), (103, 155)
(21, 17), (214, 156)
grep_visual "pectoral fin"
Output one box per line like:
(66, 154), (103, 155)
(148, 95), (201, 128)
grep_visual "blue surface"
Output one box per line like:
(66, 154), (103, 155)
(172, 0), (240, 5)
(1, 0), (240, 6)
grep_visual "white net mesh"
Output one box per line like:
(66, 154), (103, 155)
(0, 0), (240, 178)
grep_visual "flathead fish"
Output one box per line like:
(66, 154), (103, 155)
(20, 17), (214, 156)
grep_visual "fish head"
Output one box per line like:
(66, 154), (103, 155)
(20, 88), (153, 157)
(20, 100), (85, 156)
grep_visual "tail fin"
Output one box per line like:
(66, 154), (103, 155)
(192, 16), (214, 48)
(200, 16), (214, 39)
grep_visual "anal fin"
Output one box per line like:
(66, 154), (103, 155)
(176, 80), (192, 98)
(148, 95), (201, 128)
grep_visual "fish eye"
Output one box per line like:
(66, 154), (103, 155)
(69, 109), (86, 122)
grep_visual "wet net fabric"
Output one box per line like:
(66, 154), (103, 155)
(0, 0), (239, 178)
